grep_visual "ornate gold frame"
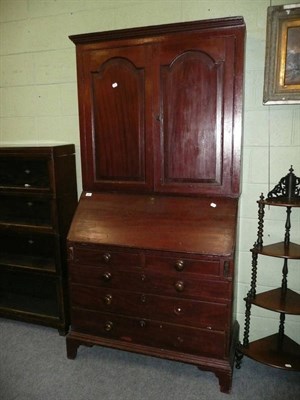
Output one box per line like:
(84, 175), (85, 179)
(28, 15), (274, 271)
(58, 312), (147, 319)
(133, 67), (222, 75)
(263, 4), (300, 104)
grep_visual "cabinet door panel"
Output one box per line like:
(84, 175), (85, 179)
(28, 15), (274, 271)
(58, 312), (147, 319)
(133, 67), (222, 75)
(78, 45), (154, 192)
(155, 34), (236, 195)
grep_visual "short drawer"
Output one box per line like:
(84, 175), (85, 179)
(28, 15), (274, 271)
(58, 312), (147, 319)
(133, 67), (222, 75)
(0, 158), (49, 189)
(0, 195), (52, 226)
(70, 244), (142, 268)
(0, 230), (59, 273)
(145, 254), (223, 277)
(143, 270), (231, 301)
(70, 284), (228, 330)
(71, 308), (227, 358)
(69, 264), (143, 290)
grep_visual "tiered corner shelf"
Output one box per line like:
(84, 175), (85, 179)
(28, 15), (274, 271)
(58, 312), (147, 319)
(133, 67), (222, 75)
(237, 167), (300, 372)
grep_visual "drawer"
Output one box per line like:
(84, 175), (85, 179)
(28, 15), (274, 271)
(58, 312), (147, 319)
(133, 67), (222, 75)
(145, 254), (223, 277)
(69, 264), (231, 301)
(70, 245), (142, 268)
(71, 308), (227, 358)
(143, 270), (231, 301)
(70, 264), (144, 290)
(0, 230), (59, 272)
(0, 195), (52, 226)
(0, 158), (49, 189)
(70, 284), (228, 330)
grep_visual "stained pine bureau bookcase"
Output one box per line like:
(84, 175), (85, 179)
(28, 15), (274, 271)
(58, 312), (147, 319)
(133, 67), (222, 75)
(67, 17), (246, 393)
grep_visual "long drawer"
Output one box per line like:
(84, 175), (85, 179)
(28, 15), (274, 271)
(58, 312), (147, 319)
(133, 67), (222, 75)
(70, 245), (228, 279)
(71, 308), (227, 358)
(70, 284), (229, 330)
(69, 264), (231, 301)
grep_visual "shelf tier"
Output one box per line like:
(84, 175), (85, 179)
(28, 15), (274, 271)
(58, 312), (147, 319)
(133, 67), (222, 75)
(260, 197), (300, 207)
(249, 288), (300, 314)
(240, 333), (300, 371)
(252, 241), (300, 259)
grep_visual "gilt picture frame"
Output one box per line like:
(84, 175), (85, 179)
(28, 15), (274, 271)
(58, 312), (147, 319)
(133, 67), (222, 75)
(263, 4), (300, 104)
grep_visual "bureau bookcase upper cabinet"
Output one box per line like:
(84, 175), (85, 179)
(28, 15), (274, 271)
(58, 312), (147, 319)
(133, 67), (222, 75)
(72, 18), (245, 196)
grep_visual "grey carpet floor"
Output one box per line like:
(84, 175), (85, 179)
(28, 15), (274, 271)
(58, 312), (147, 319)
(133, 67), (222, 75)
(0, 319), (299, 400)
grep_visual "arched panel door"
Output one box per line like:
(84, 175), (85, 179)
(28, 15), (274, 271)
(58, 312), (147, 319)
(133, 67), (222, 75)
(78, 45), (154, 192)
(154, 35), (237, 196)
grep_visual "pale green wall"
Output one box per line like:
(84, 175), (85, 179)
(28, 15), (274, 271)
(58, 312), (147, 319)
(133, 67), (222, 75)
(0, 0), (299, 343)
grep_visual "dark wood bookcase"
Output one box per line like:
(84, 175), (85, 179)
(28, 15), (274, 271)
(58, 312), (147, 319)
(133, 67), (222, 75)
(67, 17), (246, 393)
(0, 145), (77, 334)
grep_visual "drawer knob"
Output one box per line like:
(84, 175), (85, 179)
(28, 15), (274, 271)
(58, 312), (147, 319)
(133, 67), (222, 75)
(103, 253), (111, 263)
(104, 294), (112, 305)
(24, 169), (31, 175)
(175, 260), (184, 271)
(139, 320), (146, 328)
(104, 321), (113, 332)
(27, 201), (33, 207)
(102, 272), (112, 282)
(174, 280), (184, 292)
(140, 294), (147, 303)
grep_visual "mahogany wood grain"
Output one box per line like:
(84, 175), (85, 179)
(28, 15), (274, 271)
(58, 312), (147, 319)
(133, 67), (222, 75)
(68, 192), (238, 256)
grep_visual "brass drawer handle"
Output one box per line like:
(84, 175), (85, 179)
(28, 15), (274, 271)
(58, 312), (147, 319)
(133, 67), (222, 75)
(175, 260), (184, 271)
(103, 294), (112, 305)
(104, 321), (113, 332)
(103, 253), (111, 263)
(102, 272), (112, 282)
(174, 280), (184, 292)
(139, 320), (146, 328)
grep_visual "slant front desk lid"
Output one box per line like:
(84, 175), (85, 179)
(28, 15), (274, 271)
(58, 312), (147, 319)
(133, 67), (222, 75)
(68, 192), (238, 256)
